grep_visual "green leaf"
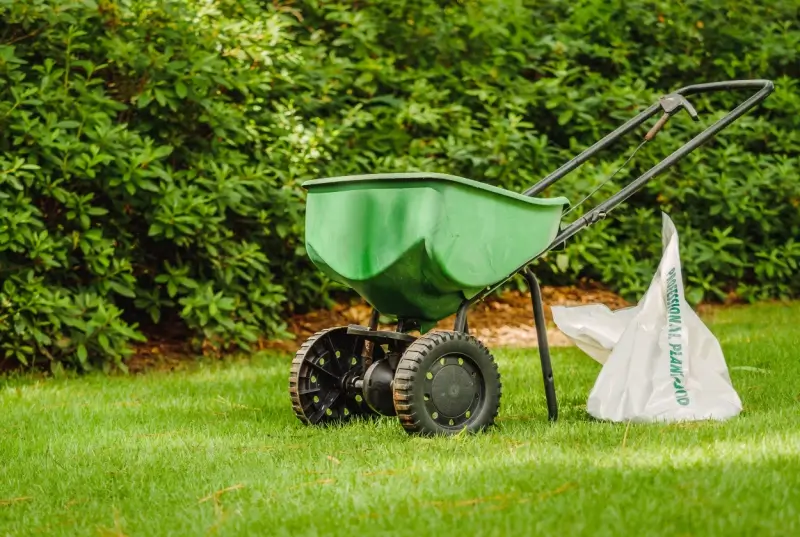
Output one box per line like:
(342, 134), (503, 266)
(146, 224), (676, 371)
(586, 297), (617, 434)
(136, 92), (153, 108)
(557, 109), (574, 126)
(109, 281), (136, 298)
(686, 287), (705, 306)
(175, 81), (188, 98)
(6, 176), (23, 190)
(56, 120), (81, 129)
(151, 145), (174, 159)
(98, 333), (111, 353)
(77, 344), (88, 364)
(556, 253), (569, 272)
(180, 277), (198, 289)
(154, 88), (167, 106)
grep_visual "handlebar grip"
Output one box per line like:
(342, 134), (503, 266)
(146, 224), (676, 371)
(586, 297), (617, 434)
(645, 113), (670, 141)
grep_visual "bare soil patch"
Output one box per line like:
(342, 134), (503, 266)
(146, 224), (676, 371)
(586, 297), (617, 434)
(264, 283), (630, 354)
(127, 283), (630, 372)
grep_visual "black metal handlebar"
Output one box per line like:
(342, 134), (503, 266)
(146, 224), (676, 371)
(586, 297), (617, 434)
(461, 79), (773, 310)
(525, 79), (774, 247)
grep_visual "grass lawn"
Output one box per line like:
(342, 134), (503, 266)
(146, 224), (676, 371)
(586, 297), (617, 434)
(1, 302), (799, 537)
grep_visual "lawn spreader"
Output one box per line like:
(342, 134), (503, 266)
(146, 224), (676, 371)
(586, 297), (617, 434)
(289, 80), (773, 436)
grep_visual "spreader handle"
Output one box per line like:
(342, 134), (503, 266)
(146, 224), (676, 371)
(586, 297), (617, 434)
(675, 79), (775, 96)
(467, 79), (774, 311)
(524, 79), (774, 198)
(553, 79), (774, 246)
(644, 113), (670, 141)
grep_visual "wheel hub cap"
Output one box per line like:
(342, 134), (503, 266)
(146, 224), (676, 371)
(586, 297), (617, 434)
(424, 354), (483, 427)
(432, 365), (475, 417)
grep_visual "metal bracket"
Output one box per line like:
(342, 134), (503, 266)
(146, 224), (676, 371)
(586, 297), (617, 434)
(658, 93), (699, 119)
(646, 93), (700, 141)
(346, 325), (417, 345)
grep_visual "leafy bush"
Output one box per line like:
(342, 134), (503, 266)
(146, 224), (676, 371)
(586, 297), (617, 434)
(0, 0), (798, 370)
(0, 0), (328, 370)
(290, 0), (800, 303)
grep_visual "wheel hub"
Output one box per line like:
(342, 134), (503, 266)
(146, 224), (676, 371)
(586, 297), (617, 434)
(423, 354), (484, 427)
(363, 359), (397, 416)
(431, 365), (474, 417)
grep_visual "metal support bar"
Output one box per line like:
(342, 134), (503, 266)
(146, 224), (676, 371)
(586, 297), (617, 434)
(347, 324), (417, 343)
(523, 269), (558, 421)
(368, 309), (380, 330)
(454, 301), (469, 333)
(363, 308), (381, 367)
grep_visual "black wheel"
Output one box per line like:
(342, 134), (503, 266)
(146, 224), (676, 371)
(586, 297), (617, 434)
(393, 331), (501, 436)
(289, 327), (379, 425)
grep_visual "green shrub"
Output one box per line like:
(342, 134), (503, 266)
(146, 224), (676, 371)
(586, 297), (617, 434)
(0, 0), (329, 370)
(0, 0), (798, 370)
(291, 0), (800, 302)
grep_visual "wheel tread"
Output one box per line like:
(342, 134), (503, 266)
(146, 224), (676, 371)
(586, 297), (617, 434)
(288, 327), (359, 426)
(392, 330), (501, 436)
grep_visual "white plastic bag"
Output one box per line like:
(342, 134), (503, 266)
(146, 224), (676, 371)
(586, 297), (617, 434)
(552, 213), (742, 423)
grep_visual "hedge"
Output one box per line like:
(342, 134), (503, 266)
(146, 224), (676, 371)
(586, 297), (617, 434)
(0, 0), (798, 370)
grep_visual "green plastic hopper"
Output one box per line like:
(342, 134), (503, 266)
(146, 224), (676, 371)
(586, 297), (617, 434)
(303, 173), (568, 328)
